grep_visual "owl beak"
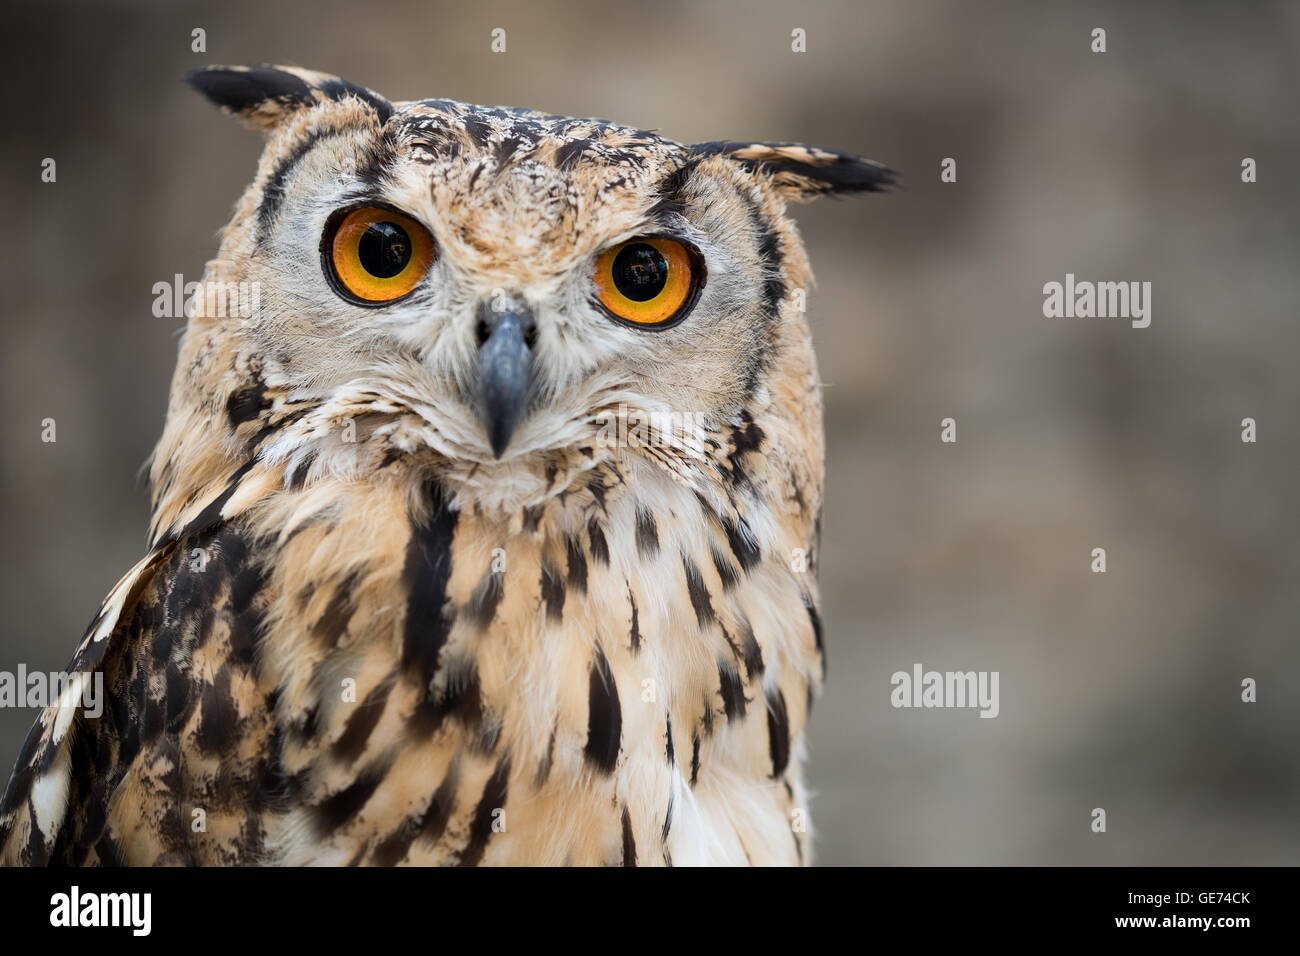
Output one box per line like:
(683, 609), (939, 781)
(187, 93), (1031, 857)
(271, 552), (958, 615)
(477, 302), (536, 458)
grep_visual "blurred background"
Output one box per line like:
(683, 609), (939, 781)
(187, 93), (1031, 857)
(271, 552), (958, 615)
(1, 0), (1297, 865)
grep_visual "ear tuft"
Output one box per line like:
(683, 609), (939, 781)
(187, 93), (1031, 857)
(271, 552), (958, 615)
(185, 64), (392, 132)
(691, 141), (897, 201)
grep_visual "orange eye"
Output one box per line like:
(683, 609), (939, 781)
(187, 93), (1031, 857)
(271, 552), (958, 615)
(594, 238), (699, 328)
(325, 206), (435, 304)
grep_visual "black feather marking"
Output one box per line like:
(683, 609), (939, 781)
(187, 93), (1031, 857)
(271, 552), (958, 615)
(25, 796), (49, 865)
(371, 756), (459, 865)
(160, 459), (257, 547)
(139, 675), (165, 746)
(195, 667), (236, 754)
(587, 517), (610, 565)
(163, 658), (192, 733)
(458, 754), (511, 867)
(226, 385), (270, 427)
(236, 809), (265, 862)
(736, 617), (765, 678)
(682, 555), (715, 627)
(664, 711), (675, 766)
(494, 136), (525, 167)
(287, 705), (319, 744)
(689, 733), (701, 787)
(586, 472), (609, 512)
(113, 666), (142, 772)
(628, 584), (641, 654)
(736, 195), (784, 397)
(621, 806), (637, 866)
(356, 137), (399, 193)
(313, 569), (362, 647)
(314, 761), (387, 836)
(410, 658), (483, 739)
(227, 565), (265, 668)
(756, 223), (785, 314)
(718, 663), (747, 721)
(711, 548), (739, 591)
(535, 726), (557, 788)
(420, 758), (461, 843)
(219, 528), (265, 638)
(721, 514), (762, 572)
(565, 535), (588, 595)
(635, 507), (659, 558)
(401, 482), (458, 680)
(260, 124), (395, 240)
(465, 160), (488, 193)
(804, 593), (826, 674)
(734, 187), (786, 317)
(766, 688), (791, 778)
(715, 623), (744, 677)
(316, 77), (393, 122)
(463, 115), (493, 148)
(727, 410), (766, 481)
(553, 137), (594, 170)
(701, 695), (715, 738)
(584, 647), (622, 773)
(540, 561), (565, 622)
(73, 776), (111, 859)
(645, 162), (696, 222)
(662, 787), (675, 864)
(522, 504), (544, 533)
(258, 126), (334, 236)
(332, 680), (391, 764)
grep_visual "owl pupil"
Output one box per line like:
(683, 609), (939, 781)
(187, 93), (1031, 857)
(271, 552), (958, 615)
(357, 222), (412, 278)
(611, 244), (668, 301)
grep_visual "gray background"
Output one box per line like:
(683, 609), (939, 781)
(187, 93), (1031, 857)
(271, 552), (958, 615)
(1, 0), (1297, 864)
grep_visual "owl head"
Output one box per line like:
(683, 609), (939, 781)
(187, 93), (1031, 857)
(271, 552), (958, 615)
(153, 65), (893, 529)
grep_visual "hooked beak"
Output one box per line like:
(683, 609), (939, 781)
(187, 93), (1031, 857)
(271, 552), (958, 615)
(476, 300), (536, 458)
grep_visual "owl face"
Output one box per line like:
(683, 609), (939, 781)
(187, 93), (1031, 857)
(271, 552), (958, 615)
(180, 66), (893, 513)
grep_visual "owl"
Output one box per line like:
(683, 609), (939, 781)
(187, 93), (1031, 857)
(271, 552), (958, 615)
(0, 65), (893, 866)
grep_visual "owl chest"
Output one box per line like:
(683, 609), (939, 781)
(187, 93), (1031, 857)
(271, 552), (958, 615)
(253, 477), (813, 864)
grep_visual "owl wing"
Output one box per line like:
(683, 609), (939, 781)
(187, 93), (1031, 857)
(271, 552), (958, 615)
(0, 459), (282, 865)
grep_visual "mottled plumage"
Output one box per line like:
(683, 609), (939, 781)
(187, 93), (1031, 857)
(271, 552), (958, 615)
(0, 65), (893, 865)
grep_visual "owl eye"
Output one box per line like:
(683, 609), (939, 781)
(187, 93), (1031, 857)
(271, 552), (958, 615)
(323, 206), (435, 305)
(593, 238), (701, 328)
